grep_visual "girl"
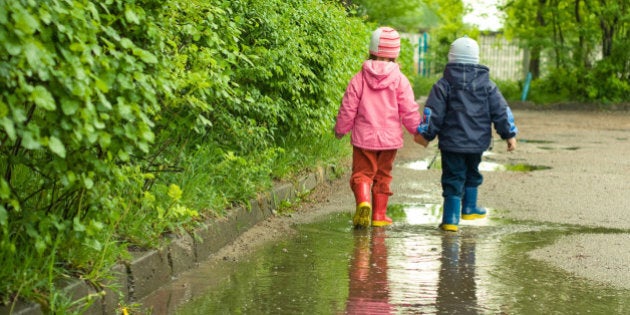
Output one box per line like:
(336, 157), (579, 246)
(334, 26), (422, 228)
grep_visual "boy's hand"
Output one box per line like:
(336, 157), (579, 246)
(506, 138), (517, 151)
(414, 134), (429, 147)
(335, 131), (344, 139)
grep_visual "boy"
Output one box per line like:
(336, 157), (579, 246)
(414, 36), (518, 232)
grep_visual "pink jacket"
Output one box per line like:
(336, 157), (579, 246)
(334, 60), (421, 150)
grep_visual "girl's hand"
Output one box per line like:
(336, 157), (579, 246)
(414, 134), (429, 147)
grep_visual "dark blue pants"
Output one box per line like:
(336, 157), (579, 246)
(440, 151), (483, 198)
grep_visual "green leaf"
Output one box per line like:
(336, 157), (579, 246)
(2, 36), (21, 55)
(38, 8), (51, 25)
(97, 91), (113, 110)
(125, 6), (140, 24)
(120, 38), (133, 49)
(48, 136), (66, 158)
(84, 238), (102, 251)
(117, 149), (130, 161)
(31, 86), (55, 111)
(95, 78), (110, 92)
(0, 179), (9, 199)
(12, 8), (39, 35)
(35, 239), (46, 254)
(89, 220), (104, 231)
(69, 42), (84, 52)
(93, 119), (105, 129)
(21, 131), (41, 150)
(24, 40), (44, 67)
(117, 101), (132, 119)
(133, 48), (158, 64)
(61, 98), (79, 115)
(83, 177), (94, 189)
(61, 170), (76, 187)
(0, 117), (15, 140)
(52, 217), (67, 231)
(98, 132), (111, 149)
(73, 217), (86, 232)
(0, 5), (7, 25)
(141, 129), (154, 142)
(167, 184), (183, 201)
(0, 205), (7, 227)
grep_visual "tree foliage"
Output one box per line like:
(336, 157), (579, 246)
(503, 0), (629, 103)
(347, 0), (470, 75)
(349, 0), (439, 32)
(0, 0), (368, 310)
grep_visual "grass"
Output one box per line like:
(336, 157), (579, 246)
(0, 129), (352, 311)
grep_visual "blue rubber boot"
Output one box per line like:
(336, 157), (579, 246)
(461, 187), (487, 220)
(440, 196), (461, 232)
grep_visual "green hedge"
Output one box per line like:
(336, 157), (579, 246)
(0, 0), (371, 311)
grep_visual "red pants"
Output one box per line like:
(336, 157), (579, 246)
(350, 146), (397, 196)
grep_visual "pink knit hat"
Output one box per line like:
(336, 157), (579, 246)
(369, 27), (401, 59)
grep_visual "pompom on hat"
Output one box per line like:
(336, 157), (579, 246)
(448, 36), (480, 64)
(369, 27), (401, 59)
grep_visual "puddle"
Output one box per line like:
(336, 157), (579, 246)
(479, 161), (505, 171)
(403, 160), (431, 171)
(397, 203), (492, 229)
(539, 145), (580, 151)
(401, 157), (549, 173)
(518, 139), (553, 144)
(148, 208), (629, 314)
(517, 139), (581, 151)
(402, 158), (438, 170)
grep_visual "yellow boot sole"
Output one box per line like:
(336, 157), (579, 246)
(439, 223), (458, 232)
(353, 202), (371, 229)
(461, 213), (486, 220)
(372, 219), (392, 227)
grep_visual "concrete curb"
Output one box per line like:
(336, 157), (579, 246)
(1, 166), (336, 315)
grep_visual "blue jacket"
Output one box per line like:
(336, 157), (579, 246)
(419, 63), (518, 153)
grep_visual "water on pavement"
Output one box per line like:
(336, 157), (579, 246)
(163, 208), (628, 314)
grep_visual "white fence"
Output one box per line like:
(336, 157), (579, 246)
(404, 33), (527, 81)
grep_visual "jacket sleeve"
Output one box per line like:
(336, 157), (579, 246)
(488, 81), (518, 139)
(334, 73), (362, 136)
(420, 79), (449, 141)
(397, 75), (421, 135)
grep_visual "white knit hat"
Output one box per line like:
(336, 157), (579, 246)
(369, 27), (401, 59)
(448, 36), (479, 64)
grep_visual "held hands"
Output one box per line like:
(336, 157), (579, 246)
(417, 108), (431, 134)
(506, 138), (517, 151)
(414, 134), (429, 147)
(414, 107), (431, 148)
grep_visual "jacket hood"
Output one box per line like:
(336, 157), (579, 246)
(443, 63), (490, 89)
(361, 60), (401, 90)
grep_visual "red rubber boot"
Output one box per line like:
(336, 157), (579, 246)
(372, 193), (393, 227)
(352, 182), (372, 229)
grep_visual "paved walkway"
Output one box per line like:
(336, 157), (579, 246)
(391, 108), (630, 289)
(135, 108), (630, 314)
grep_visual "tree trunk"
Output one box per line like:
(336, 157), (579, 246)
(529, 46), (541, 79)
(529, 0), (548, 79)
(600, 20), (614, 58)
(574, 0), (587, 68)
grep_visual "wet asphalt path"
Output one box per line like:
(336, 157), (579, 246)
(140, 109), (630, 314)
(392, 108), (630, 290)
